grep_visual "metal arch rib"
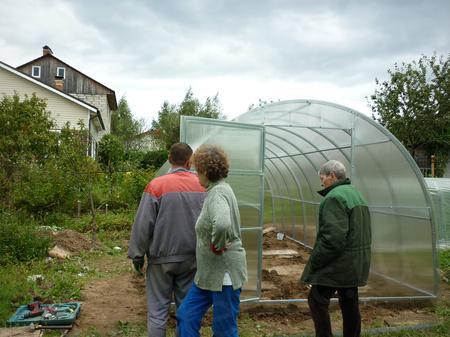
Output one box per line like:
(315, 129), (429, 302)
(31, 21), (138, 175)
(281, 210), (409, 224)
(267, 123), (351, 164)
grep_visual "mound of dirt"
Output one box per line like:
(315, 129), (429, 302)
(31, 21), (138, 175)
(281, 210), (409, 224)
(51, 229), (97, 254)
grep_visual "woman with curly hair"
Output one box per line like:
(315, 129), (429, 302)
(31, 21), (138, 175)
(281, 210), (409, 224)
(176, 144), (247, 337)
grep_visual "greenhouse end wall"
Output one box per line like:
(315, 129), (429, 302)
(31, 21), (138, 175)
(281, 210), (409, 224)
(235, 99), (439, 301)
(166, 101), (439, 303)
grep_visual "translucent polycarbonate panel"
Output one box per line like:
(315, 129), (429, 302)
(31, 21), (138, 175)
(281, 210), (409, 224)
(238, 205), (261, 228)
(180, 116), (265, 300)
(181, 117), (264, 172)
(319, 149), (351, 173)
(226, 174), (262, 207)
(272, 197), (290, 231)
(353, 115), (390, 145)
(291, 155), (322, 202)
(240, 229), (262, 299)
(306, 151), (338, 175)
(304, 203), (319, 247)
(311, 128), (352, 149)
(291, 200), (307, 241)
(352, 141), (428, 208)
(270, 195), (280, 226)
(266, 159), (289, 196)
(274, 158), (301, 201)
(370, 211), (436, 295)
(283, 157), (312, 201)
(265, 129), (302, 157)
(266, 127), (319, 155)
(310, 103), (355, 129)
(240, 101), (356, 129)
(425, 178), (450, 247)
(155, 160), (171, 177)
(294, 128), (341, 153)
(265, 141), (286, 159)
(279, 198), (294, 235)
(263, 190), (274, 225)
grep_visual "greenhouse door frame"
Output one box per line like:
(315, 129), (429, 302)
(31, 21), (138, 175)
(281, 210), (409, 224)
(180, 116), (266, 302)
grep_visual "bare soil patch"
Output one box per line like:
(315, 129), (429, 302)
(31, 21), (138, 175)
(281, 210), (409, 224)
(63, 228), (448, 335)
(71, 273), (147, 335)
(51, 229), (97, 254)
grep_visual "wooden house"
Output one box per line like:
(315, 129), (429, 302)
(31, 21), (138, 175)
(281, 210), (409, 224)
(0, 60), (104, 157)
(16, 46), (117, 135)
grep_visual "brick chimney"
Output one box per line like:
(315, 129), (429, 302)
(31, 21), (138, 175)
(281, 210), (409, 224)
(54, 76), (64, 91)
(43, 45), (53, 56)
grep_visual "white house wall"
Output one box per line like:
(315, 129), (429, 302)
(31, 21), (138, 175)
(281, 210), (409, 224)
(72, 93), (111, 135)
(0, 67), (90, 131)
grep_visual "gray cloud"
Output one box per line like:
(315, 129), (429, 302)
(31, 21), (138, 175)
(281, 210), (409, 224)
(1, 0), (449, 119)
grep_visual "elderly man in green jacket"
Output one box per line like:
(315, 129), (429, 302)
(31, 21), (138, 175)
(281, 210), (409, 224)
(301, 160), (371, 337)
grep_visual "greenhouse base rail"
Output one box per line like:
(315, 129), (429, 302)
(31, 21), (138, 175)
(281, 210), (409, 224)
(280, 322), (439, 337)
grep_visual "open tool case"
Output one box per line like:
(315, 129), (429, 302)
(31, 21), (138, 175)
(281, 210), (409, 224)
(7, 302), (81, 327)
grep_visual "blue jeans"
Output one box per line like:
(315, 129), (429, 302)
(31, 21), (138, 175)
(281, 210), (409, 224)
(176, 283), (241, 337)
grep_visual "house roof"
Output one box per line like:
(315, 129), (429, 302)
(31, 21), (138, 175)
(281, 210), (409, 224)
(0, 60), (105, 130)
(17, 53), (118, 111)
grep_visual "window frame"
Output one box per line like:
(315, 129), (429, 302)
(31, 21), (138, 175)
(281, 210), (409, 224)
(32, 66), (41, 78)
(56, 67), (66, 79)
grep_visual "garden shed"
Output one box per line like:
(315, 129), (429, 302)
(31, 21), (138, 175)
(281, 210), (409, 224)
(160, 99), (440, 303)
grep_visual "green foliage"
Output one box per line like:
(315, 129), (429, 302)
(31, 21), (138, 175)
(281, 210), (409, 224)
(11, 161), (69, 213)
(141, 149), (169, 169)
(11, 123), (99, 215)
(440, 249), (450, 284)
(92, 169), (153, 210)
(111, 96), (145, 150)
(151, 88), (224, 149)
(0, 210), (53, 266)
(97, 134), (125, 172)
(369, 54), (450, 176)
(0, 93), (57, 202)
(125, 149), (168, 170)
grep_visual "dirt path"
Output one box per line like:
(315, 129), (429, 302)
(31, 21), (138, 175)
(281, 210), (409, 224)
(65, 229), (448, 336)
(71, 273), (147, 335)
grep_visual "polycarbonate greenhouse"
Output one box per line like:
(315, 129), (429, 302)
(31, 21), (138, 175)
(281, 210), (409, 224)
(159, 99), (440, 303)
(425, 178), (450, 249)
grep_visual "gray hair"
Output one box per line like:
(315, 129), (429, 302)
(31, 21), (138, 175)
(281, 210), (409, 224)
(318, 160), (347, 180)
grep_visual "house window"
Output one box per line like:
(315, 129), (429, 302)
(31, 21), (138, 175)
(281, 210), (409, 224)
(56, 67), (65, 79)
(32, 66), (41, 78)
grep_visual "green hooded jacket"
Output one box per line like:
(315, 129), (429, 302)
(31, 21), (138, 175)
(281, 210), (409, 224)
(300, 178), (371, 287)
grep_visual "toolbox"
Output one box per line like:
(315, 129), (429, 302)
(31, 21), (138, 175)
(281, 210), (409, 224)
(7, 302), (81, 327)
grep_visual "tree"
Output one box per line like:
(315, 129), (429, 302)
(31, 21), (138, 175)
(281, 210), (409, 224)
(151, 88), (224, 149)
(96, 134), (124, 201)
(97, 134), (124, 174)
(111, 96), (145, 150)
(0, 93), (56, 203)
(369, 54), (450, 176)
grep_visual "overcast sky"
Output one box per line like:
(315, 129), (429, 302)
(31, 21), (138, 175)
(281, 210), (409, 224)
(1, 0), (449, 126)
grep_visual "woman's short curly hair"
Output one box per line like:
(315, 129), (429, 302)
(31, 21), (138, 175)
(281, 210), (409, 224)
(192, 145), (229, 182)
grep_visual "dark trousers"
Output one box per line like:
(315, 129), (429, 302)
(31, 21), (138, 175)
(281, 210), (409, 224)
(307, 285), (361, 337)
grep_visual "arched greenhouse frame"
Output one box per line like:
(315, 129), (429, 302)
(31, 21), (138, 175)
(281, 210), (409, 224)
(160, 99), (440, 303)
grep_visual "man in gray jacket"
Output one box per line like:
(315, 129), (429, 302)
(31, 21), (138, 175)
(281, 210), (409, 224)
(128, 142), (206, 337)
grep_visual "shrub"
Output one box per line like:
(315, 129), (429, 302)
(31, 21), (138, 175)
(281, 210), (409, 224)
(440, 249), (450, 284)
(0, 210), (52, 266)
(141, 149), (169, 170)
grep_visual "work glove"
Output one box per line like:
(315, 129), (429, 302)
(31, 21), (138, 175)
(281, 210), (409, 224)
(132, 258), (145, 276)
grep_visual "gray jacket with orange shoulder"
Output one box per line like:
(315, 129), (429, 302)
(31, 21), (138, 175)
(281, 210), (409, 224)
(128, 168), (206, 264)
